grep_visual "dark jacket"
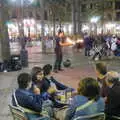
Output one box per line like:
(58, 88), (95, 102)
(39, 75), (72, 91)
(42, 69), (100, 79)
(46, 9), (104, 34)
(97, 77), (109, 97)
(40, 76), (70, 108)
(105, 81), (120, 117)
(12, 89), (43, 112)
(84, 36), (92, 49)
(41, 76), (70, 93)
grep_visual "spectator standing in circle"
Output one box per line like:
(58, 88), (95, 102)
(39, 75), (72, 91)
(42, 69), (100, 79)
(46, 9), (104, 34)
(84, 33), (92, 56)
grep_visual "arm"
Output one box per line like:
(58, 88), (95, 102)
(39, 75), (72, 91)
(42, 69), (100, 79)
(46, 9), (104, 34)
(25, 94), (43, 112)
(59, 41), (73, 46)
(59, 39), (73, 46)
(51, 77), (68, 90)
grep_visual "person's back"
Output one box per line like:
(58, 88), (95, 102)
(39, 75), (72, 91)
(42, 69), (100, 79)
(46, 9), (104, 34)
(65, 77), (105, 120)
(72, 95), (104, 119)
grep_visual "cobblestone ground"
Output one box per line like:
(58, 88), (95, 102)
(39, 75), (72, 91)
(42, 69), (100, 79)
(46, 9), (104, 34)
(0, 46), (120, 120)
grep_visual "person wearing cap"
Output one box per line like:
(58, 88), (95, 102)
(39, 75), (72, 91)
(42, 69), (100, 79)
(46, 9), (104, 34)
(105, 71), (120, 119)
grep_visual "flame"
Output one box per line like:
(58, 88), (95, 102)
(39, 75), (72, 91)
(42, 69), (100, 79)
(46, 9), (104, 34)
(66, 37), (75, 45)
(76, 39), (83, 43)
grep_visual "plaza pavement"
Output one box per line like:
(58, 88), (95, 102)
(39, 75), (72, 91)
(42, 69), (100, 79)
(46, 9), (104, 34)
(0, 46), (120, 120)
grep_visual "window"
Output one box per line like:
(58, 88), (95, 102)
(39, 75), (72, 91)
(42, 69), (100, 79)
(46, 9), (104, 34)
(81, 4), (87, 12)
(29, 12), (33, 18)
(115, 1), (120, 10)
(11, 10), (17, 18)
(104, 1), (112, 8)
(116, 12), (120, 21)
(44, 10), (48, 20)
(90, 3), (93, 9)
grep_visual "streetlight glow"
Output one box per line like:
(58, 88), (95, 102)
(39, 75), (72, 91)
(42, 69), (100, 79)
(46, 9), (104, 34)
(90, 16), (100, 23)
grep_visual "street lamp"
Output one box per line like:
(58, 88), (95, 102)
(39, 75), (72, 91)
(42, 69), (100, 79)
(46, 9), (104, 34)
(90, 16), (100, 23)
(90, 16), (100, 35)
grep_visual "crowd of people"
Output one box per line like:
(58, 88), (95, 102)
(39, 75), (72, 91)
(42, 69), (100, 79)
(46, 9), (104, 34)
(83, 34), (120, 58)
(11, 62), (120, 120)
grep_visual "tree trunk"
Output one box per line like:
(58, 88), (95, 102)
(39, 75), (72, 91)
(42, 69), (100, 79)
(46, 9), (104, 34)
(72, 0), (76, 34)
(40, 0), (46, 53)
(53, 13), (56, 48)
(0, 0), (10, 62)
(77, 0), (82, 34)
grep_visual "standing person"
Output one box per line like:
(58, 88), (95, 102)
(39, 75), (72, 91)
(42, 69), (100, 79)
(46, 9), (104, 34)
(53, 30), (72, 73)
(84, 33), (92, 56)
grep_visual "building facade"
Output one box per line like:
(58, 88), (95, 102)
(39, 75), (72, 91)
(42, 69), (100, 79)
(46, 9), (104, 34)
(79, 0), (120, 34)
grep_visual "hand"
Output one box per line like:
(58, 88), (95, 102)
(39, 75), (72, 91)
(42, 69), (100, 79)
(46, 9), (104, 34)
(34, 87), (40, 95)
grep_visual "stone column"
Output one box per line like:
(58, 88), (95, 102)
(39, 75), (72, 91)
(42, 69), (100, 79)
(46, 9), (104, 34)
(40, 0), (46, 53)
(72, 0), (76, 34)
(72, 0), (82, 34)
(0, 0), (10, 62)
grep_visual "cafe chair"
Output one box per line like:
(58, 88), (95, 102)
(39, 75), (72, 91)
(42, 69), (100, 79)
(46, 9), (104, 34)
(9, 104), (50, 120)
(105, 115), (120, 120)
(73, 112), (105, 120)
(9, 104), (27, 120)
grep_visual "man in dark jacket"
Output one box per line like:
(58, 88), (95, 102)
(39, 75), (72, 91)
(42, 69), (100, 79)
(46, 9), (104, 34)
(105, 71), (120, 119)
(12, 73), (43, 112)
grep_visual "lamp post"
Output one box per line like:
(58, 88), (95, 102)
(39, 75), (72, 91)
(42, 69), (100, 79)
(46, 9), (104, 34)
(0, 0), (10, 62)
(90, 16), (100, 35)
(40, 0), (46, 53)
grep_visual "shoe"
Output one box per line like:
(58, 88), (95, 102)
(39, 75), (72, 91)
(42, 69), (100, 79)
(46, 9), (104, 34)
(53, 70), (58, 73)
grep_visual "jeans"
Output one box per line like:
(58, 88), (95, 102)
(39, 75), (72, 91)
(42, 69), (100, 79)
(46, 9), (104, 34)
(54, 48), (63, 70)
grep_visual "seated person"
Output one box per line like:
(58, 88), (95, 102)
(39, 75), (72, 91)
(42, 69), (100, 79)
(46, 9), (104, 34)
(105, 71), (120, 119)
(31, 66), (43, 93)
(95, 62), (108, 97)
(12, 73), (51, 119)
(65, 77), (105, 120)
(42, 64), (74, 92)
(31, 66), (67, 108)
